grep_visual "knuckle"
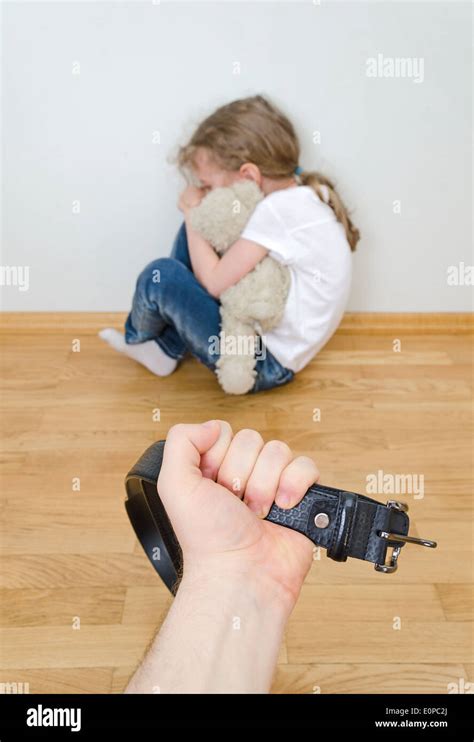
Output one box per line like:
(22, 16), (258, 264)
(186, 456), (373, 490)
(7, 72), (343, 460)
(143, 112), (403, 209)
(280, 457), (319, 488)
(264, 439), (292, 458)
(167, 423), (186, 440)
(235, 428), (264, 448)
(215, 419), (233, 438)
(298, 455), (320, 477)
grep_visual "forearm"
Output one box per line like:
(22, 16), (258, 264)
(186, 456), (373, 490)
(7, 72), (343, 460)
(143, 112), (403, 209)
(125, 566), (293, 694)
(184, 214), (219, 292)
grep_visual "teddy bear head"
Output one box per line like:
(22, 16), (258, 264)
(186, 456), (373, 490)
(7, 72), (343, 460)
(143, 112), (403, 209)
(189, 180), (263, 254)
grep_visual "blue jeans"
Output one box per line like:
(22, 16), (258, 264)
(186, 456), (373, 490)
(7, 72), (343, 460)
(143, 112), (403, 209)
(124, 223), (294, 393)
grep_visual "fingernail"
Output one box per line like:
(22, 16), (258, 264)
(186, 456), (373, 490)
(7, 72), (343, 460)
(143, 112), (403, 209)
(275, 492), (291, 509)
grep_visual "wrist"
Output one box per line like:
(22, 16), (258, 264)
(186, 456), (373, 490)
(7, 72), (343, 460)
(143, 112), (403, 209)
(183, 207), (196, 222)
(143, 557), (292, 693)
(180, 555), (298, 619)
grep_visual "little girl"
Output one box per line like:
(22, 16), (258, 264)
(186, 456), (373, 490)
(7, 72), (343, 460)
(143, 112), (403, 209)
(100, 95), (359, 393)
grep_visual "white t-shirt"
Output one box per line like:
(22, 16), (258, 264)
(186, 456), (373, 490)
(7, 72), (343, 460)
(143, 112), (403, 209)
(241, 185), (352, 373)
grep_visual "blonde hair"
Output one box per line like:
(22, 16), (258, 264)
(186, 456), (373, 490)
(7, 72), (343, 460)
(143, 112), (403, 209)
(177, 95), (360, 251)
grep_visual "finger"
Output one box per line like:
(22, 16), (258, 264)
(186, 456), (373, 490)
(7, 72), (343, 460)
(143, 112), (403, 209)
(244, 440), (293, 517)
(274, 456), (320, 510)
(216, 428), (265, 499)
(199, 420), (234, 480)
(158, 421), (221, 500)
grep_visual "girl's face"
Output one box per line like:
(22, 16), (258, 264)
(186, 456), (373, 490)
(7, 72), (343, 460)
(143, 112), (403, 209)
(191, 148), (244, 192)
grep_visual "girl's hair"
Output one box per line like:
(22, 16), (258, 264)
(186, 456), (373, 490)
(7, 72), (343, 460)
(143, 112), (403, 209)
(177, 95), (360, 251)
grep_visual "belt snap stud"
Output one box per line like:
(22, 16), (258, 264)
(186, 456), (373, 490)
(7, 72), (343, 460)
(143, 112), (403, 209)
(314, 512), (329, 528)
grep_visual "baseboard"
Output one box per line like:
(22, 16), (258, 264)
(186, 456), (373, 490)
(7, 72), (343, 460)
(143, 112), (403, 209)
(0, 311), (472, 335)
(337, 312), (474, 334)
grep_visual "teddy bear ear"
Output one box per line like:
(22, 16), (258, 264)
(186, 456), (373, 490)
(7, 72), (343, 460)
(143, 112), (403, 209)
(198, 185), (233, 208)
(230, 180), (264, 209)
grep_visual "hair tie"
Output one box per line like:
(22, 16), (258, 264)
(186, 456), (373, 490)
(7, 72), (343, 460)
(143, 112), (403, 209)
(294, 166), (304, 175)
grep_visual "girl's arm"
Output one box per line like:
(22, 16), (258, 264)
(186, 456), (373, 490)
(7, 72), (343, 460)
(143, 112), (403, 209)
(184, 214), (268, 298)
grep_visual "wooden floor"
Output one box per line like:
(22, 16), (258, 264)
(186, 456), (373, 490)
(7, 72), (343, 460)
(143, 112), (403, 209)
(0, 313), (472, 694)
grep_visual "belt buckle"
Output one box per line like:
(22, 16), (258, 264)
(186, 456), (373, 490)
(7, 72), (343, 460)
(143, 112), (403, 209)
(374, 500), (437, 573)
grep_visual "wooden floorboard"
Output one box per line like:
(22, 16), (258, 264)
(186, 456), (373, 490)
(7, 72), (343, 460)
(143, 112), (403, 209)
(0, 313), (472, 693)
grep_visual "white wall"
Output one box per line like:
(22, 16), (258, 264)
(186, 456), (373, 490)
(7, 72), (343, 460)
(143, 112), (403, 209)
(1, 0), (471, 311)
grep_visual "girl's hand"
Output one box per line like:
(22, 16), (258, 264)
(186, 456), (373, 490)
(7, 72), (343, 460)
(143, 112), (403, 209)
(178, 185), (207, 214)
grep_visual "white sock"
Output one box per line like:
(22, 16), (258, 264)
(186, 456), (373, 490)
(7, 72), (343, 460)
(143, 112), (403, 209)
(99, 328), (178, 377)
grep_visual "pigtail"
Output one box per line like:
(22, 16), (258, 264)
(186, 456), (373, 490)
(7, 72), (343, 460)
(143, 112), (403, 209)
(300, 171), (360, 252)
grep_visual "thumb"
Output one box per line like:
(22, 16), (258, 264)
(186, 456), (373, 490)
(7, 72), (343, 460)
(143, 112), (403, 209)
(158, 421), (221, 499)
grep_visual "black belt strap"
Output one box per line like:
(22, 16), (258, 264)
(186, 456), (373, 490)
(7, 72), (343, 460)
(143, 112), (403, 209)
(125, 440), (436, 595)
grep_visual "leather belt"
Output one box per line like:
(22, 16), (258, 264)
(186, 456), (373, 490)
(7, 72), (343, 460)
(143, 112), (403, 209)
(125, 440), (437, 595)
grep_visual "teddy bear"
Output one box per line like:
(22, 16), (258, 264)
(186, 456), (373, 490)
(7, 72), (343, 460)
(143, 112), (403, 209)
(189, 180), (290, 394)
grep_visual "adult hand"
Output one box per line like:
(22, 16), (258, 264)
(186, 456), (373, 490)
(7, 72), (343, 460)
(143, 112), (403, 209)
(158, 420), (319, 607)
